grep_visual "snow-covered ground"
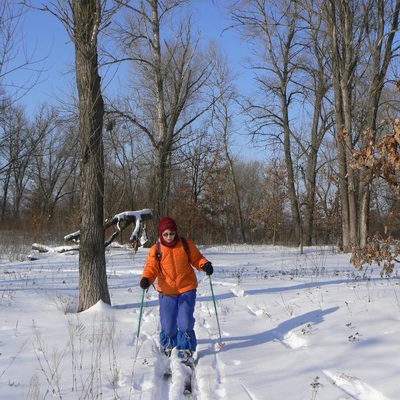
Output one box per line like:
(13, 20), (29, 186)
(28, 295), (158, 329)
(0, 243), (398, 399)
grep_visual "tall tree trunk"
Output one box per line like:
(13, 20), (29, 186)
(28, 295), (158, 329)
(73, 0), (110, 312)
(0, 168), (10, 221)
(223, 133), (246, 243)
(327, 0), (358, 252)
(358, 176), (371, 248)
(342, 83), (358, 249)
(151, 0), (171, 226)
(303, 88), (329, 246)
(303, 149), (317, 246)
(154, 145), (171, 223)
(358, 0), (400, 248)
(283, 121), (301, 246)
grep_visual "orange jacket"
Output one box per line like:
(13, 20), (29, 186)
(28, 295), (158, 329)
(141, 237), (208, 295)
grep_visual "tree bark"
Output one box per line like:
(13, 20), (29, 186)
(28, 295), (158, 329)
(73, 0), (110, 312)
(358, 0), (400, 248)
(327, 0), (358, 252)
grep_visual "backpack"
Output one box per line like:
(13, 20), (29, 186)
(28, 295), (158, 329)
(155, 236), (190, 274)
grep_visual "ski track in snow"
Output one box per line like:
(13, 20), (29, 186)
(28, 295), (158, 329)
(323, 370), (391, 400)
(128, 306), (172, 400)
(132, 282), (315, 399)
(241, 384), (257, 400)
(3, 246), (400, 399)
(168, 351), (193, 399)
(195, 313), (226, 399)
(129, 266), (392, 400)
(131, 292), (227, 399)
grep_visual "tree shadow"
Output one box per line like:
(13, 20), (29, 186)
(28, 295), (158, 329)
(113, 273), (390, 310)
(114, 297), (159, 309)
(196, 274), (392, 304)
(114, 276), (359, 309)
(197, 306), (339, 356)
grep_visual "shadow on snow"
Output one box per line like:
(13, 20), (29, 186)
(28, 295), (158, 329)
(197, 306), (339, 355)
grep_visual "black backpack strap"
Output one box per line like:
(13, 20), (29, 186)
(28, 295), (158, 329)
(180, 236), (190, 257)
(155, 240), (162, 274)
(156, 240), (162, 261)
(155, 237), (190, 274)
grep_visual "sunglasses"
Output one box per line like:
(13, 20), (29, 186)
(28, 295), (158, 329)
(162, 232), (176, 237)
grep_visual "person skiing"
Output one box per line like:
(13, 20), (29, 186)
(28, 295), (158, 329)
(139, 216), (213, 362)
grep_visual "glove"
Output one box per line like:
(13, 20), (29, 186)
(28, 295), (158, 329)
(202, 262), (213, 276)
(139, 277), (150, 289)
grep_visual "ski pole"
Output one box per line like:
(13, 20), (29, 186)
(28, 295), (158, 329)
(129, 289), (145, 399)
(209, 275), (225, 349)
(134, 289), (145, 359)
(137, 288), (145, 338)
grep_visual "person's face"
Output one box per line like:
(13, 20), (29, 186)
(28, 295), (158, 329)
(162, 230), (176, 243)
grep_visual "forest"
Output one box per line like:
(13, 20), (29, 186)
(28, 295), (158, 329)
(1, 1), (400, 268)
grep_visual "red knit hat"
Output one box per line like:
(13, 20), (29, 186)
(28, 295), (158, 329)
(158, 216), (178, 237)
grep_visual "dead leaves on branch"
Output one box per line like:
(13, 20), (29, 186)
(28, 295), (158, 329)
(351, 235), (400, 277)
(350, 83), (400, 275)
(351, 120), (400, 198)
(352, 78), (400, 196)
(351, 130), (400, 275)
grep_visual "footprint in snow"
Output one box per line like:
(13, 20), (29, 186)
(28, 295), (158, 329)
(273, 329), (308, 349)
(247, 305), (266, 316)
(230, 288), (246, 297)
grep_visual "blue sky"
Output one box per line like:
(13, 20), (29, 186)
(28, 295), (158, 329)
(7, 1), (261, 159)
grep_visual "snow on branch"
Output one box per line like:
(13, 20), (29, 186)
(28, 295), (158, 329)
(29, 209), (152, 257)
(31, 243), (79, 254)
(64, 209), (152, 250)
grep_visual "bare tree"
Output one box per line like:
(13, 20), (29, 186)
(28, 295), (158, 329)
(210, 50), (246, 242)
(29, 106), (79, 221)
(325, 0), (400, 251)
(296, 1), (334, 246)
(356, 0), (400, 248)
(73, 0), (112, 310)
(104, 120), (149, 217)
(0, 102), (33, 220)
(41, 0), (121, 311)
(0, 1), (43, 103)
(230, 0), (304, 245)
(250, 158), (288, 245)
(110, 0), (214, 225)
(232, 159), (265, 243)
(351, 106), (400, 276)
(313, 139), (341, 245)
(0, 2), (46, 222)
(172, 128), (223, 239)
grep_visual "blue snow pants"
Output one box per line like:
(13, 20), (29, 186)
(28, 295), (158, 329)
(159, 289), (197, 352)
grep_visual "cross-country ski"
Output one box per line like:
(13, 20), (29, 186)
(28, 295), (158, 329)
(182, 358), (195, 395)
(163, 366), (172, 380)
(183, 371), (192, 395)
